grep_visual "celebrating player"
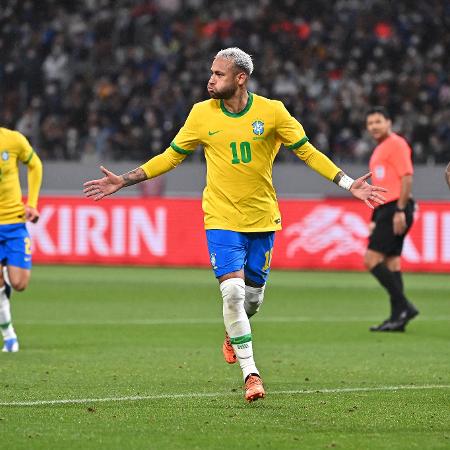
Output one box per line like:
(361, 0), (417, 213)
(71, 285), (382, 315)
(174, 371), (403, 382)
(364, 107), (419, 332)
(0, 127), (43, 352)
(84, 48), (386, 402)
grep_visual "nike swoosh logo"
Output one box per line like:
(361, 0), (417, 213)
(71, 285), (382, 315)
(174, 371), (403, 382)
(208, 130), (222, 136)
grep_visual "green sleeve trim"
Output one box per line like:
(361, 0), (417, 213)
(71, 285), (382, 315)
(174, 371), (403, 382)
(220, 92), (253, 118)
(230, 334), (252, 345)
(287, 136), (309, 150)
(24, 150), (35, 164)
(170, 142), (193, 155)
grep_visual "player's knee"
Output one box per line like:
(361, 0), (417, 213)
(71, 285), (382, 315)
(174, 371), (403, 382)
(220, 278), (245, 313)
(244, 285), (265, 316)
(364, 252), (379, 271)
(11, 280), (28, 291)
(6, 268), (30, 292)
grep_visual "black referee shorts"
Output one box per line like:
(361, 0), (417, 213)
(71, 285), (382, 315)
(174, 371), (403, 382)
(368, 199), (415, 256)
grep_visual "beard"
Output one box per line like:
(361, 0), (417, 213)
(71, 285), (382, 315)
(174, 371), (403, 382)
(207, 83), (238, 100)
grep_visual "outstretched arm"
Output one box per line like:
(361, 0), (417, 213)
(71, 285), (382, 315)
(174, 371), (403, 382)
(293, 142), (387, 209)
(83, 146), (188, 201)
(83, 166), (147, 201)
(333, 171), (387, 209)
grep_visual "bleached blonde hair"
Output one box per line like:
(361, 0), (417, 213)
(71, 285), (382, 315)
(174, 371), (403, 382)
(215, 47), (254, 75)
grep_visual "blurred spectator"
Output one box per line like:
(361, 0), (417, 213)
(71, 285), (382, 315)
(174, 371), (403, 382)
(0, 0), (449, 164)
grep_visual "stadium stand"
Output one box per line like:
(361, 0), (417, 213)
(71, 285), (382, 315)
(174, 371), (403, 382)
(1, 0), (449, 163)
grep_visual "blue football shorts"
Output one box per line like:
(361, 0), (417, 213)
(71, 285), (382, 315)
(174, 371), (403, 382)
(0, 223), (33, 269)
(205, 229), (275, 285)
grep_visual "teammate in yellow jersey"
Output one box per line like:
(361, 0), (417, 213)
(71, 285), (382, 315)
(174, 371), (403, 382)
(0, 128), (43, 352)
(84, 48), (387, 402)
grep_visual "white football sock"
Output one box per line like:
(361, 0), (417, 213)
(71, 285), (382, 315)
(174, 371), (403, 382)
(244, 285), (265, 318)
(220, 278), (259, 380)
(0, 285), (16, 340)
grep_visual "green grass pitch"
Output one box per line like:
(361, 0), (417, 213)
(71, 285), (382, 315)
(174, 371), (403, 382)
(0, 266), (449, 449)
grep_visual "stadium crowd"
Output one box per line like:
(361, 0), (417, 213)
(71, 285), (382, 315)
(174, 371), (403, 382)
(1, 0), (449, 163)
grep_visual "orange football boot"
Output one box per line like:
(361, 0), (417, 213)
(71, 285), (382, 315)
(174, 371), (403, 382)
(244, 374), (265, 402)
(222, 332), (237, 364)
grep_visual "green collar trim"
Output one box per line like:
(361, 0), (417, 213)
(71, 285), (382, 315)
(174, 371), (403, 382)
(220, 92), (253, 118)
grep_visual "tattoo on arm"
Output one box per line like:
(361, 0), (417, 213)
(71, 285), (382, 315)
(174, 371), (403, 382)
(121, 168), (148, 187)
(333, 170), (345, 185)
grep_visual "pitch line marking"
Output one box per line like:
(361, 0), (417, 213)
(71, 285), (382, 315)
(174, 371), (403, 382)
(16, 316), (450, 326)
(1, 384), (449, 407)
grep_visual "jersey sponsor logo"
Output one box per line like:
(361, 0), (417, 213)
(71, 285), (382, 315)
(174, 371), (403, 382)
(208, 130), (222, 136)
(1, 150), (9, 161)
(284, 205), (368, 262)
(252, 120), (264, 136)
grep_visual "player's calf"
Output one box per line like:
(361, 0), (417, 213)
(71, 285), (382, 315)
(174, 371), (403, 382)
(0, 284), (18, 352)
(220, 278), (259, 380)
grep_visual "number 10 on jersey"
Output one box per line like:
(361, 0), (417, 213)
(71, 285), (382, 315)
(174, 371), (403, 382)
(230, 141), (252, 164)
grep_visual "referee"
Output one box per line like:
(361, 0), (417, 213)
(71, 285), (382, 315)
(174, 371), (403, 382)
(364, 107), (419, 332)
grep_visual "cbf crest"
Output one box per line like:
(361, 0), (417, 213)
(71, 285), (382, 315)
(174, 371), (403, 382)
(210, 252), (218, 270)
(1, 150), (9, 161)
(252, 120), (264, 136)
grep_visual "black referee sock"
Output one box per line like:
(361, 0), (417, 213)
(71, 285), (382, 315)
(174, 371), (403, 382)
(392, 271), (404, 292)
(392, 270), (415, 309)
(370, 263), (408, 319)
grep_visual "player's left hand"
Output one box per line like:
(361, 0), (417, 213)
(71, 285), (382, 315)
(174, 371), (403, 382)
(350, 172), (387, 209)
(25, 205), (40, 223)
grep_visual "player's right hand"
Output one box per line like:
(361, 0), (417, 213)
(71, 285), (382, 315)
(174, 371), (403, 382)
(83, 166), (125, 201)
(25, 205), (40, 223)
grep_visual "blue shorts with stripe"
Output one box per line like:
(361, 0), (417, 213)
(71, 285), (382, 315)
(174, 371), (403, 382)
(205, 229), (275, 285)
(0, 223), (32, 269)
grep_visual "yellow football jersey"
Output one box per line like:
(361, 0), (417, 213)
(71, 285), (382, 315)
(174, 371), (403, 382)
(0, 128), (42, 224)
(141, 92), (341, 232)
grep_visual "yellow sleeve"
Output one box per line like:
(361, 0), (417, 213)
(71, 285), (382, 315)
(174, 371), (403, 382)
(274, 101), (309, 149)
(170, 104), (201, 153)
(15, 132), (42, 208)
(25, 150), (43, 208)
(293, 141), (341, 181)
(140, 147), (187, 179)
(16, 131), (34, 162)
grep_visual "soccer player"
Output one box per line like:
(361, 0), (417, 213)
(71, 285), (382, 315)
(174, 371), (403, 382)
(0, 127), (43, 352)
(84, 48), (386, 402)
(364, 107), (419, 332)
